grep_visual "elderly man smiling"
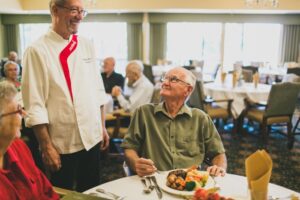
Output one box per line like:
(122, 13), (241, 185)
(121, 67), (227, 177)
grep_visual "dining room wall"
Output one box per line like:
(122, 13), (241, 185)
(18, 0), (300, 12)
(0, 15), (4, 58)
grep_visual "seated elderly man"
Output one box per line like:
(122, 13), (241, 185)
(0, 81), (59, 199)
(101, 57), (125, 94)
(121, 67), (227, 177)
(111, 60), (154, 112)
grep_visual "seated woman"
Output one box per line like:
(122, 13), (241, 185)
(0, 81), (59, 199)
(2, 61), (21, 90)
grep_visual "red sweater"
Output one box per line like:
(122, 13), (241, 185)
(0, 139), (59, 200)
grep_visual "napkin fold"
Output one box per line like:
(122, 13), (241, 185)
(232, 71), (238, 88)
(245, 150), (273, 200)
(253, 72), (259, 88)
(221, 72), (227, 84)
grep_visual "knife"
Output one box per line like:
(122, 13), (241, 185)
(150, 176), (163, 199)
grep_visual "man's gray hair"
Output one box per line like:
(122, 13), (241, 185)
(0, 81), (17, 115)
(127, 60), (144, 75)
(49, 0), (66, 13)
(183, 68), (196, 88)
(3, 61), (20, 74)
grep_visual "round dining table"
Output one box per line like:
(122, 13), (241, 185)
(204, 82), (271, 118)
(84, 173), (299, 200)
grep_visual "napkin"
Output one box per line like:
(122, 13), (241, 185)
(221, 72), (227, 84)
(245, 150), (273, 200)
(232, 71), (238, 88)
(253, 72), (259, 88)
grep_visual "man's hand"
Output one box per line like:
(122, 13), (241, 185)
(41, 144), (61, 172)
(111, 86), (122, 97)
(135, 158), (157, 177)
(100, 127), (110, 150)
(206, 165), (226, 177)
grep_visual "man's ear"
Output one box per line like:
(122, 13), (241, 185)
(51, 5), (58, 16)
(185, 85), (193, 97)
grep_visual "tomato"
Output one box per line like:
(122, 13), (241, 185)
(194, 188), (208, 199)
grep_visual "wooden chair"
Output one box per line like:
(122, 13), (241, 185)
(188, 80), (234, 130)
(241, 82), (300, 149)
(242, 69), (253, 82)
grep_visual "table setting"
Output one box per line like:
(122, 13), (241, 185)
(83, 150), (300, 200)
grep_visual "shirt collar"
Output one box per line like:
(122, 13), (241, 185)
(132, 75), (144, 88)
(154, 102), (192, 118)
(5, 144), (19, 164)
(47, 27), (72, 42)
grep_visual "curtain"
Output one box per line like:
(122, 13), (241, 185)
(3, 24), (20, 55)
(127, 23), (143, 60)
(150, 23), (166, 65)
(281, 25), (300, 63)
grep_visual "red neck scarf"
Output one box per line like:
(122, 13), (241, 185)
(59, 34), (78, 102)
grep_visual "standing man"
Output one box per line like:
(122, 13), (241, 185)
(21, 0), (109, 192)
(101, 57), (124, 94)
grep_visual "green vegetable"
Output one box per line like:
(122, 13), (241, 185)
(185, 181), (196, 191)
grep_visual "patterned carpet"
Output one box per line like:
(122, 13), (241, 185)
(99, 128), (300, 193)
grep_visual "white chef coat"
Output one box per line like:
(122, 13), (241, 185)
(22, 29), (107, 154)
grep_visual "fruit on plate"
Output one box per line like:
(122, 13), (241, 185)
(166, 166), (209, 191)
(193, 188), (234, 200)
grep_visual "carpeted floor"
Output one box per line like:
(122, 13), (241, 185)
(99, 128), (300, 193)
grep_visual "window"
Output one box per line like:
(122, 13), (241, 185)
(166, 22), (222, 66)
(19, 23), (50, 57)
(79, 22), (128, 75)
(223, 23), (282, 70)
(19, 22), (128, 75)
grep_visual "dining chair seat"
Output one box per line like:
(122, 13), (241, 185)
(247, 110), (290, 124)
(206, 104), (231, 119)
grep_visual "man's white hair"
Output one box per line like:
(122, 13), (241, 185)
(0, 81), (17, 115)
(183, 68), (196, 89)
(126, 60), (144, 75)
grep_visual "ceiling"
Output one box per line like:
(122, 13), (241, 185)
(1, 0), (300, 14)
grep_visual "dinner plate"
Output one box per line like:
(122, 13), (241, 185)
(155, 170), (215, 197)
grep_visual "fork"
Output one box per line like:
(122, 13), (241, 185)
(146, 176), (155, 191)
(211, 176), (220, 191)
(95, 188), (125, 200)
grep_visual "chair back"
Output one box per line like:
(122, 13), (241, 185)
(242, 66), (258, 74)
(151, 87), (162, 104)
(187, 80), (205, 110)
(242, 69), (253, 82)
(265, 82), (300, 117)
(143, 63), (155, 84)
(287, 67), (300, 76)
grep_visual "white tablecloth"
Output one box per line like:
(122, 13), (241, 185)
(204, 82), (271, 118)
(84, 173), (299, 200)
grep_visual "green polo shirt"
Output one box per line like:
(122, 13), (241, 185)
(121, 103), (225, 171)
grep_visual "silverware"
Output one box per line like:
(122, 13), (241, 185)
(95, 188), (125, 200)
(146, 176), (155, 191)
(150, 176), (163, 199)
(141, 177), (152, 193)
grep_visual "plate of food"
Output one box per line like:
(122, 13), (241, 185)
(155, 167), (215, 197)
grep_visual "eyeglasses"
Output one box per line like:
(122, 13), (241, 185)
(0, 105), (23, 119)
(57, 5), (88, 17)
(160, 76), (191, 85)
